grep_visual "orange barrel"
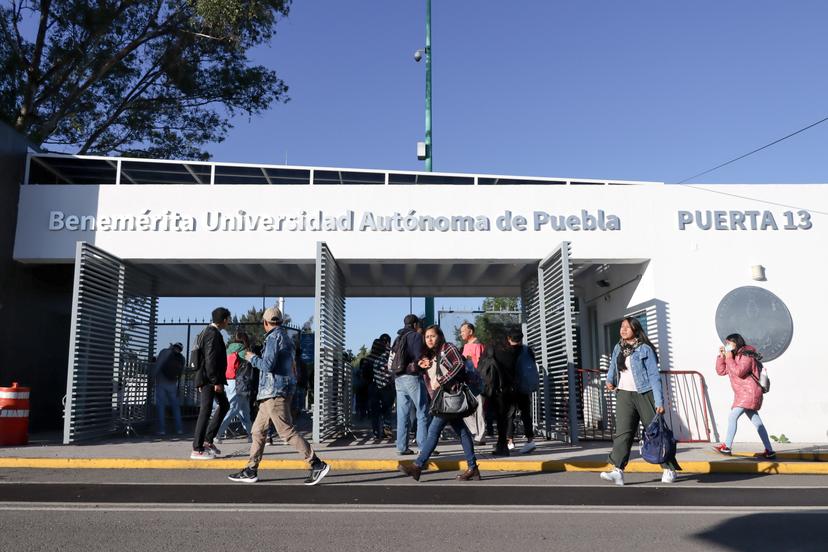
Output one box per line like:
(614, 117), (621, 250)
(0, 382), (30, 446)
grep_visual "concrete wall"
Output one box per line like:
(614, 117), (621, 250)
(0, 126), (73, 431)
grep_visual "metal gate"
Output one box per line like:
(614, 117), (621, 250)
(523, 241), (578, 444)
(63, 243), (157, 443)
(312, 242), (349, 442)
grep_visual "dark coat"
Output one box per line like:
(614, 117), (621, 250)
(194, 325), (228, 388)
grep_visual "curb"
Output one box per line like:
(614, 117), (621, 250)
(1, 457), (827, 474)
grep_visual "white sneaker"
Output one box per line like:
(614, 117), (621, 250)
(600, 468), (624, 486)
(506, 440), (515, 451)
(519, 441), (537, 454)
(661, 469), (676, 483)
(190, 449), (215, 460)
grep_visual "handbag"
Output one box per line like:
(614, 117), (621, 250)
(428, 355), (479, 420)
(640, 413), (677, 464)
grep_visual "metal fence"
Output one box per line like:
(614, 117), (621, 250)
(577, 368), (712, 443)
(64, 243), (157, 443)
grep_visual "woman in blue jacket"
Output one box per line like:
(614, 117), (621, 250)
(600, 317), (680, 486)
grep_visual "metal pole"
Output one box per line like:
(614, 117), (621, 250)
(425, 0), (433, 172)
(423, 0), (435, 324)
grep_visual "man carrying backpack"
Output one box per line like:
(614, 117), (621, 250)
(191, 307), (231, 460)
(507, 330), (539, 454)
(391, 314), (429, 455)
(154, 342), (184, 436)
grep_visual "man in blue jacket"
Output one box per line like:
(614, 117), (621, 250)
(228, 306), (329, 486)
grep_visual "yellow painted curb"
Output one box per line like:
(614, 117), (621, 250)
(1, 457), (827, 474)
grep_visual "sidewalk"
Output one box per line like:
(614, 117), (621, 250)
(2, 431), (826, 474)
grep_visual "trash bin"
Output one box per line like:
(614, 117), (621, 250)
(0, 382), (30, 446)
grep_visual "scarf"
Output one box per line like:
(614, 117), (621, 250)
(618, 338), (641, 371)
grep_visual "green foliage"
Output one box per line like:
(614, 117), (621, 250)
(770, 434), (790, 444)
(351, 345), (368, 369)
(236, 306), (264, 346)
(456, 297), (521, 346)
(1, 0), (291, 159)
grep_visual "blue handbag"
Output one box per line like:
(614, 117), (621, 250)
(640, 413), (677, 464)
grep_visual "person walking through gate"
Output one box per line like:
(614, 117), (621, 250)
(392, 314), (430, 455)
(460, 322), (487, 445)
(216, 330), (254, 443)
(364, 336), (394, 441)
(154, 342), (184, 436)
(712, 333), (776, 459)
(505, 329), (538, 454)
(191, 308), (231, 459)
(399, 325), (480, 481)
(485, 332), (521, 456)
(228, 307), (330, 485)
(600, 317), (681, 485)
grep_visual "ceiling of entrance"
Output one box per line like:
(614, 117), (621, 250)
(136, 260), (539, 297)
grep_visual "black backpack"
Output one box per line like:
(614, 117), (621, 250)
(159, 350), (184, 381)
(387, 333), (410, 376)
(478, 347), (502, 398)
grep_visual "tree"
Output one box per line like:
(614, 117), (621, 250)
(236, 306), (264, 346)
(1, 0), (291, 159)
(469, 297), (520, 345)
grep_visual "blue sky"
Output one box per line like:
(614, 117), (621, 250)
(149, 1), (828, 350)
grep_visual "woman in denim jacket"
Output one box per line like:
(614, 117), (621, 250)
(599, 317), (681, 486)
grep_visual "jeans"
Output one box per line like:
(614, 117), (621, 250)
(395, 375), (430, 452)
(370, 383), (395, 437)
(155, 379), (182, 434)
(415, 415), (477, 469)
(609, 389), (680, 470)
(217, 380), (253, 439)
(507, 392), (535, 442)
(192, 385), (229, 451)
(725, 407), (773, 451)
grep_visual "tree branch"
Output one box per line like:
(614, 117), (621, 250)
(14, 0), (51, 131)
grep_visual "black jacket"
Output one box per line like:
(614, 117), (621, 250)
(194, 325), (228, 387)
(395, 326), (424, 376)
(492, 343), (521, 390)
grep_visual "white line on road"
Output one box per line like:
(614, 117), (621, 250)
(1, 503), (827, 515)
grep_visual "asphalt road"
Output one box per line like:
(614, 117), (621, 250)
(0, 504), (825, 552)
(2, 470), (827, 551)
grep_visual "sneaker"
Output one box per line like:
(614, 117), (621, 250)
(304, 461), (330, 486)
(506, 439), (515, 451)
(519, 441), (537, 454)
(661, 469), (677, 483)
(600, 468), (624, 486)
(712, 443), (732, 456)
(203, 442), (221, 456)
(228, 467), (259, 483)
(398, 448), (415, 456)
(383, 427), (394, 439)
(266, 437), (275, 446)
(491, 447), (510, 457)
(190, 449), (215, 460)
(755, 449), (777, 460)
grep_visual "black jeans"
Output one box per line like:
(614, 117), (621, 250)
(369, 383), (395, 437)
(507, 392), (535, 442)
(491, 391), (514, 450)
(192, 385), (229, 451)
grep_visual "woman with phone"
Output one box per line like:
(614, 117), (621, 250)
(398, 325), (480, 482)
(599, 317), (681, 486)
(712, 333), (776, 459)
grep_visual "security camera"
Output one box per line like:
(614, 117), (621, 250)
(414, 49), (423, 62)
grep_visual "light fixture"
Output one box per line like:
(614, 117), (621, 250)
(751, 265), (767, 281)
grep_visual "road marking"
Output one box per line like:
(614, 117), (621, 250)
(0, 502), (826, 515)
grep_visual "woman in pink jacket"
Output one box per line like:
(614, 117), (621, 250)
(712, 333), (776, 459)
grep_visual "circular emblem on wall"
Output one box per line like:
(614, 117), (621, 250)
(715, 286), (793, 362)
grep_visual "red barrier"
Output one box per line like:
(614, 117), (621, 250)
(0, 382), (30, 446)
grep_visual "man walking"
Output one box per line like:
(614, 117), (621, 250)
(228, 307), (330, 485)
(460, 322), (487, 445)
(488, 329), (522, 456)
(155, 342), (184, 436)
(506, 329), (537, 454)
(191, 308), (231, 459)
(392, 314), (429, 455)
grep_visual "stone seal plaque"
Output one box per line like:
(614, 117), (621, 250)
(715, 286), (793, 362)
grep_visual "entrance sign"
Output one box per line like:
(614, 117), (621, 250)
(715, 286), (793, 362)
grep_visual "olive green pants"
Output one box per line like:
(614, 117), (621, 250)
(609, 389), (680, 470)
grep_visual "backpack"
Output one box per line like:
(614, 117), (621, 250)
(640, 413), (677, 464)
(188, 330), (205, 373)
(515, 345), (539, 395)
(743, 350), (770, 394)
(159, 350), (184, 382)
(478, 347), (502, 398)
(226, 352), (242, 380)
(387, 333), (411, 376)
